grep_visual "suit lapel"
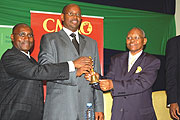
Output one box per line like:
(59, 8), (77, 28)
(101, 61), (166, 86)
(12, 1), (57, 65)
(58, 30), (79, 56)
(29, 57), (38, 64)
(127, 52), (146, 76)
(121, 52), (129, 76)
(79, 34), (86, 56)
(12, 46), (37, 64)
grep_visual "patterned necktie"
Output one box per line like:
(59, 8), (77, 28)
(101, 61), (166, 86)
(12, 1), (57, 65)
(70, 33), (79, 54)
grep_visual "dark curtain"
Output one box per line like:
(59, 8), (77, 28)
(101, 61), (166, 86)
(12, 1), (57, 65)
(75, 0), (175, 15)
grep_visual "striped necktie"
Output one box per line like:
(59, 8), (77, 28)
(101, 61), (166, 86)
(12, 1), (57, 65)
(70, 33), (79, 54)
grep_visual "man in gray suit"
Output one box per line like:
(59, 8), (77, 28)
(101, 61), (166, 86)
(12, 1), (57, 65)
(38, 3), (104, 120)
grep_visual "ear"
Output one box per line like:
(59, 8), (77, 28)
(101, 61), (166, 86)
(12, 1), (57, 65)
(10, 34), (14, 42)
(143, 38), (147, 45)
(61, 13), (64, 22)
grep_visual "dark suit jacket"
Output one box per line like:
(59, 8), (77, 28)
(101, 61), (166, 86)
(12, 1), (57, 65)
(166, 35), (180, 105)
(105, 51), (160, 120)
(0, 46), (69, 120)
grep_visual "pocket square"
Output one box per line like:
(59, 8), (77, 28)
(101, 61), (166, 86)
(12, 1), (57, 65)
(135, 66), (142, 73)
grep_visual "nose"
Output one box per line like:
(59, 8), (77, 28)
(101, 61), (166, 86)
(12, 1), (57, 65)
(72, 15), (78, 19)
(24, 35), (29, 40)
(130, 39), (135, 43)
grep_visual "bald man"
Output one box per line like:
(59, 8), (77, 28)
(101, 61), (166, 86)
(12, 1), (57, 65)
(90, 27), (160, 120)
(38, 3), (104, 120)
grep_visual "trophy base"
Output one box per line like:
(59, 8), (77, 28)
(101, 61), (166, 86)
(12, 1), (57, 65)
(89, 82), (99, 86)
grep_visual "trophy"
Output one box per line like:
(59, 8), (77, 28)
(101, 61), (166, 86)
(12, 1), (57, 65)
(89, 56), (99, 85)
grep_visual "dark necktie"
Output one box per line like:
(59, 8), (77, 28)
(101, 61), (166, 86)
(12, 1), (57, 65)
(70, 33), (79, 54)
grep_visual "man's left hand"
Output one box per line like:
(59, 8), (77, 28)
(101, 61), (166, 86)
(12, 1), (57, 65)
(95, 112), (104, 120)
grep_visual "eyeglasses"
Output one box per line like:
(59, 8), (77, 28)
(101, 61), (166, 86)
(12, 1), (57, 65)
(14, 32), (33, 38)
(126, 36), (144, 40)
(65, 12), (81, 17)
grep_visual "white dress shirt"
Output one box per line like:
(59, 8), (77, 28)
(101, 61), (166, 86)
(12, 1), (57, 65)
(63, 27), (79, 43)
(62, 27), (80, 72)
(128, 50), (143, 72)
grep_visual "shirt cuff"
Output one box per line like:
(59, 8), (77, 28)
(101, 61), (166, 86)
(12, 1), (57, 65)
(67, 61), (75, 72)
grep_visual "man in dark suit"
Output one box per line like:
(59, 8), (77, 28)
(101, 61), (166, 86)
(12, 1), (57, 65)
(38, 3), (104, 120)
(0, 23), (92, 120)
(90, 27), (160, 120)
(166, 35), (180, 120)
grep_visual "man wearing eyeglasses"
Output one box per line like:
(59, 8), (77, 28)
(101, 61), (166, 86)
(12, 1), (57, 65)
(0, 23), (93, 120)
(87, 27), (160, 120)
(38, 3), (104, 120)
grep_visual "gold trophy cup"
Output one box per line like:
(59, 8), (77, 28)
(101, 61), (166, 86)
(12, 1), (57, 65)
(89, 56), (99, 85)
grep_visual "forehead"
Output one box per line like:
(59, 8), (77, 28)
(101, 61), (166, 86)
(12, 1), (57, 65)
(14, 25), (32, 33)
(65, 5), (81, 13)
(127, 28), (143, 36)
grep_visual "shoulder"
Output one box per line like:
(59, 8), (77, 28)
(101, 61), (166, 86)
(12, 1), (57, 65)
(144, 52), (160, 64)
(80, 34), (97, 43)
(1, 47), (19, 60)
(42, 31), (60, 38)
(2, 47), (17, 56)
(167, 35), (180, 45)
(111, 51), (128, 60)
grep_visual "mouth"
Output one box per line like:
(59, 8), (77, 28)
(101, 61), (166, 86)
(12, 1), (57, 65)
(129, 44), (136, 46)
(21, 42), (32, 47)
(71, 20), (78, 24)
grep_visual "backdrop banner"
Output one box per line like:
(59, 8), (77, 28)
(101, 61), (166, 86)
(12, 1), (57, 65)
(0, 25), (13, 57)
(30, 10), (104, 73)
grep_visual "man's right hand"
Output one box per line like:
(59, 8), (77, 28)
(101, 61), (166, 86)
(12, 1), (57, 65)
(84, 71), (99, 82)
(73, 57), (92, 69)
(76, 65), (91, 77)
(170, 103), (180, 120)
(99, 79), (113, 91)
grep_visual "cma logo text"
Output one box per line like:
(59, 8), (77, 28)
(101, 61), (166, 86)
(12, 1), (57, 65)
(43, 18), (92, 35)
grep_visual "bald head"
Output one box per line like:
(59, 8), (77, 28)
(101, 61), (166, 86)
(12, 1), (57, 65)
(11, 23), (34, 53)
(126, 27), (147, 55)
(62, 4), (81, 14)
(128, 27), (145, 38)
(61, 3), (82, 32)
(12, 23), (32, 34)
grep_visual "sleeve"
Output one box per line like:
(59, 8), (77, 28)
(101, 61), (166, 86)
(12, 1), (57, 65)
(109, 56), (160, 97)
(38, 34), (56, 64)
(38, 34), (76, 84)
(93, 41), (104, 112)
(166, 38), (178, 104)
(1, 51), (69, 81)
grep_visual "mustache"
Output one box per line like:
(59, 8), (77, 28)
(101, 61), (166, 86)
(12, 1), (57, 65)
(21, 41), (33, 44)
(70, 19), (79, 22)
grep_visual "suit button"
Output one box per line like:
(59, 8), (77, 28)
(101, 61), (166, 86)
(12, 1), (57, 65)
(120, 108), (123, 112)
(78, 90), (80, 92)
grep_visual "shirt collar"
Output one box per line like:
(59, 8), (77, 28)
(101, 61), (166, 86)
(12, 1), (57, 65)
(129, 50), (143, 60)
(21, 51), (31, 59)
(63, 27), (79, 42)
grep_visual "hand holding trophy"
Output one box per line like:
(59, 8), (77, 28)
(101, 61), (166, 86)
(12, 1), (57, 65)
(88, 56), (99, 85)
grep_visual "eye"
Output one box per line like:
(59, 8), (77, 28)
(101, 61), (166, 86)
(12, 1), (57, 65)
(76, 13), (81, 17)
(134, 36), (140, 40)
(19, 32), (26, 37)
(27, 34), (33, 38)
(127, 37), (132, 40)
(68, 12), (73, 16)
